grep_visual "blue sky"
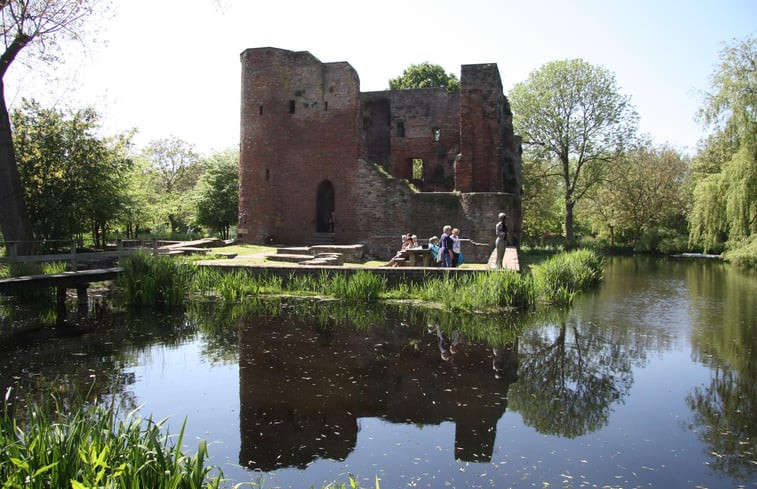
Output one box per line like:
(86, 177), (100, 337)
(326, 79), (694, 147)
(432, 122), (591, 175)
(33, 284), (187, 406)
(7, 0), (755, 156)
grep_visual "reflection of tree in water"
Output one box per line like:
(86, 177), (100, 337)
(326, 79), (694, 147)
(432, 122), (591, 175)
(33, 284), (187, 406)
(508, 317), (634, 437)
(684, 260), (757, 483)
(686, 367), (757, 483)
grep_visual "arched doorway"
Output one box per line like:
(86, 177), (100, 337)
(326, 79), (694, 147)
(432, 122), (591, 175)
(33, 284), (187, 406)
(316, 180), (335, 233)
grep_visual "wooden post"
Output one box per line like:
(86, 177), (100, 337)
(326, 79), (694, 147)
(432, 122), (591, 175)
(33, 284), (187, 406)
(9, 242), (17, 265)
(77, 283), (89, 307)
(70, 241), (78, 272)
(152, 238), (158, 256)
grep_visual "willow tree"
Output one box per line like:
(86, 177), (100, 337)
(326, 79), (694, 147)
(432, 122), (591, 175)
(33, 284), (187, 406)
(509, 59), (638, 245)
(689, 36), (756, 252)
(0, 0), (105, 254)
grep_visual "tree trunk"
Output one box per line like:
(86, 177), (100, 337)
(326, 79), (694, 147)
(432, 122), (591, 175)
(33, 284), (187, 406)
(564, 199), (575, 246)
(0, 79), (33, 254)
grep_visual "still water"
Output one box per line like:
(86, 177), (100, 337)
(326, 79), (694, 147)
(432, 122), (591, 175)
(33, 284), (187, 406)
(1, 256), (755, 488)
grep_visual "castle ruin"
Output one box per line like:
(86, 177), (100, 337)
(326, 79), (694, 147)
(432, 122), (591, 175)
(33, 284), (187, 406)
(238, 47), (522, 259)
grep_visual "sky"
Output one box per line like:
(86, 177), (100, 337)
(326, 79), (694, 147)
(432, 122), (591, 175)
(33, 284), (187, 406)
(6, 0), (756, 157)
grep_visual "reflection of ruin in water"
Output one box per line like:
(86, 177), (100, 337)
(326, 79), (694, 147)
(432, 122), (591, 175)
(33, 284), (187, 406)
(238, 310), (518, 470)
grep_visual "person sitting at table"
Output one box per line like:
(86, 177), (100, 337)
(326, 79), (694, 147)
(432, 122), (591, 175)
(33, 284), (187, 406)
(428, 236), (440, 262)
(383, 233), (415, 267)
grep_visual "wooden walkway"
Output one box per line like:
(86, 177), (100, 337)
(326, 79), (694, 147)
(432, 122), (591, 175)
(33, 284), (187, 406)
(0, 268), (122, 305)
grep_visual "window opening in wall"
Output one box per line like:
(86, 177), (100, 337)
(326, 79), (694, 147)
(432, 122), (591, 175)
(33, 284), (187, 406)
(289, 100), (295, 113)
(324, 101), (328, 111)
(259, 105), (263, 115)
(265, 169), (270, 181)
(412, 158), (424, 181)
(433, 127), (441, 142)
(397, 121), (405, 137)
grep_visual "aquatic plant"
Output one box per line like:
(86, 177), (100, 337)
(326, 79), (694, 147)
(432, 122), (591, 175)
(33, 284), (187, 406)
(531, 249), (603, 305)
(0, 390), (222, 489)
(119, 251), (192, 306)
(328, 270), (386, 301)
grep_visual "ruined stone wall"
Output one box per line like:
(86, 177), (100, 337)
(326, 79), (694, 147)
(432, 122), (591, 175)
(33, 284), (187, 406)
(238, 48), (522, 251)
(361, 89), (460, 191)
(352, 160), (516, 261)
(458, 64), (505, 192)
(238, 48), (361, 244)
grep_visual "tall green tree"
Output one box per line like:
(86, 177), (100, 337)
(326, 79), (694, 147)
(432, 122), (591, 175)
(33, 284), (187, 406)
(194, 148), (238, 240)
(388, 62), (459, 91)
(141, 137), (202, 235)
(584, 145), (689, 247)
(12, 98), (133, 248)
(509, 59), (639, 245)
(0, 0), (106, 254)
(689, 36), (756, 253)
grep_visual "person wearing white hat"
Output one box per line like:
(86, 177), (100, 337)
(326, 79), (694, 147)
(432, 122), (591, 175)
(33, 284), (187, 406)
(495, 212), (508, 268)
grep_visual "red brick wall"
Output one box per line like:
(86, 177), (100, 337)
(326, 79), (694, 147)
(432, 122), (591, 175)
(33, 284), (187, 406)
(239, 48), (361, 244)
(361, 89), (459, 191)
(238, 48), (522, 250)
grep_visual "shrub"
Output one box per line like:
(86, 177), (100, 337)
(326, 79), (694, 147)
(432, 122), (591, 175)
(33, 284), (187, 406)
(723, 236), (757, 270)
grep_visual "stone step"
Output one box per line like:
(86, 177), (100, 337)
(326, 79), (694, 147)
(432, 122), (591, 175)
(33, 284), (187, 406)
(265, 253), (314, 263)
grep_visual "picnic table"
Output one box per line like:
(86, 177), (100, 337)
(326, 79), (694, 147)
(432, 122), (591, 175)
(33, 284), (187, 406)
(405, 247), (434, 267)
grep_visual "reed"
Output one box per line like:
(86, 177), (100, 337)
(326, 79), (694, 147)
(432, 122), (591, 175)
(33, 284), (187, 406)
(328, 270), (386, 301)
(531, 249), (603, 305)
(119, 252), (193, 306)
(415, 271), (534, 312)
(0, 391), (222, 489)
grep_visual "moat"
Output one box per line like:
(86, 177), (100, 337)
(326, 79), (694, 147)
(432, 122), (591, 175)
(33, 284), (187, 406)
(1, 256), (755, 488)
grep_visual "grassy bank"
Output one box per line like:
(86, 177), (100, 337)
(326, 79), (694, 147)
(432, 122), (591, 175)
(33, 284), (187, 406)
(117, 249), (603, 311)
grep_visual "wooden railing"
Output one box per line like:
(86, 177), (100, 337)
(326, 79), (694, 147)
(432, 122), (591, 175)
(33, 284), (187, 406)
(0, 240), (160, 271)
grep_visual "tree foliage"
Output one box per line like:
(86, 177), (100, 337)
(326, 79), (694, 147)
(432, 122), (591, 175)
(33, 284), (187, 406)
(0, 0), (106, 253)
(509, 59), (639, 245)
(12, 98), (132, 247)
(140, 137), (202, 235)
(584, 145), (689, 247)
(689, 36), (756, 254)
(388, 62), (459, 91)
(194, 148), (238, 240)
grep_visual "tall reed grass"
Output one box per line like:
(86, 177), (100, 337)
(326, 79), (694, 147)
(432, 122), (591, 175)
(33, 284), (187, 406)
(1, 390), (222, 488)
(416, 270), (534, 312)
(327, 270), (386, 301)
(119, 252), (193, 306)
(531, 249), (604, 305)
(118, 250), (602, 310)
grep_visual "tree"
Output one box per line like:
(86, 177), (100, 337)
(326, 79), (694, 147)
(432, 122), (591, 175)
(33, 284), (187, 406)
(0, 0), (105, 254)
(388, 62), (459, 91)
(509, 59), (639, 245)
(141, 137), (202, 235)
(12, 98), (133, 248)
(195, 148), (238, 240)
(689, 36), (756, 252)
(585, 145), (689, 247)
